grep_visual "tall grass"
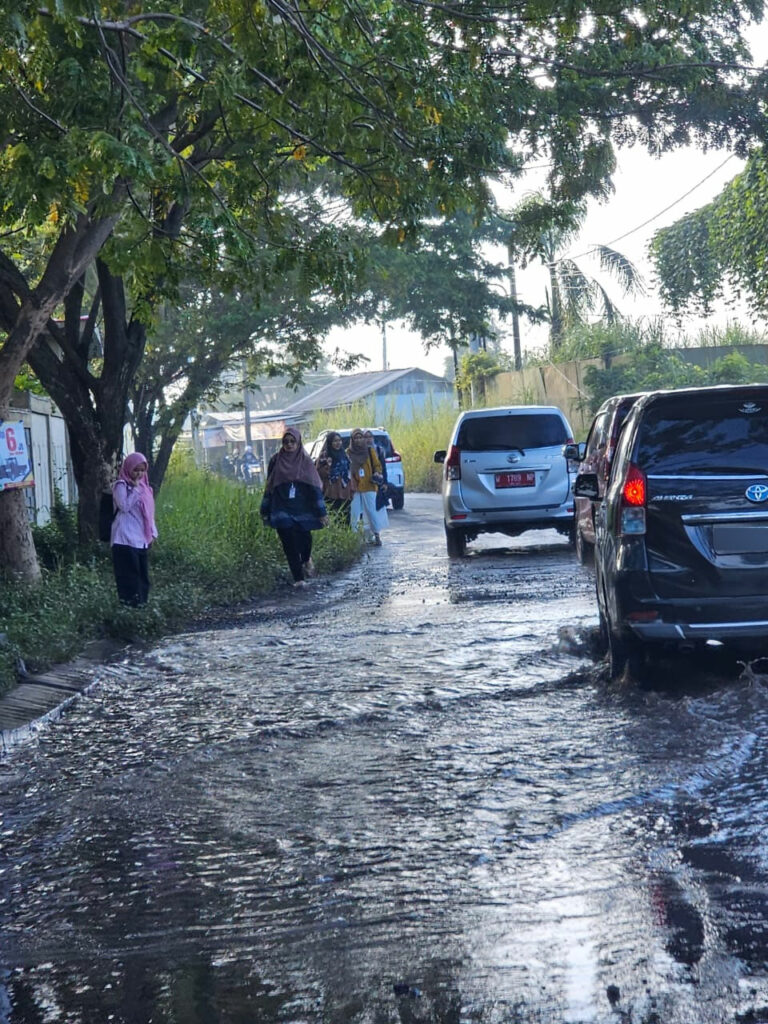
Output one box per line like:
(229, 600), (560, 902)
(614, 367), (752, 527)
(0, 456), (362, 695)
(157, 458), (362, 598)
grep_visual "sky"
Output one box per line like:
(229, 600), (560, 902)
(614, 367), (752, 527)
(324, 22), (768, 380)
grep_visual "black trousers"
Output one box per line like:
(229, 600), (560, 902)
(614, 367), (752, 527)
(112, 544), (151, 606)
(276, 526), (312, 582)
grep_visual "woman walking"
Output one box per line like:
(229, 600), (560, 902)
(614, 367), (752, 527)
(111, 452), (158, 606)
(348, 427), (388, 545)
(261, 427), (328, 587)
(315, 430), (355, 525)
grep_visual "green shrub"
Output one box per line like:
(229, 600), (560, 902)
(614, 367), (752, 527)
(32, 490), (80, 569)
(0, 459), (365, 695)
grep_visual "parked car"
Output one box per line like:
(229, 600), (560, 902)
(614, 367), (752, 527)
(307, 428), (405, 509)
(569, 393), (645, 564)
(434, 405), (576, 557)
(575, 383), (768, 681)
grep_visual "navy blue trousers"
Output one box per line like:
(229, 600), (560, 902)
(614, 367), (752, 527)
(112, 544), (150, 605)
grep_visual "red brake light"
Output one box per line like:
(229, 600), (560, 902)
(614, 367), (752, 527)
(622, 464), (646, 507)
(387, 450), (402, 463)
(445, 445), (461, 480)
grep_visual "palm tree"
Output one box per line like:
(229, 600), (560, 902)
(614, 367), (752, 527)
(507, 193), (644, 353)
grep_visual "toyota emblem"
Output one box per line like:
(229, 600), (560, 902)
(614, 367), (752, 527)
(745, 483), (768, 503)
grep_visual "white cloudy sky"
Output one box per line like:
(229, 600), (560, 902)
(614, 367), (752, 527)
(325, 21), (768, 379)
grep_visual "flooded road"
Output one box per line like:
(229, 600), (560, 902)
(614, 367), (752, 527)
(3, 494), (768, 1023)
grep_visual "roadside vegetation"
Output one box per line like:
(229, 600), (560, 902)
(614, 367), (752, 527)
(0, 455), (362, 697)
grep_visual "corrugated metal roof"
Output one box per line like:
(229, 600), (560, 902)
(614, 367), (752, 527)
(279, 367), (449, 418)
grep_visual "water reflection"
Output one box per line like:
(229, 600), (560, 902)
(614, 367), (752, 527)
(3, 499), (768, 1022)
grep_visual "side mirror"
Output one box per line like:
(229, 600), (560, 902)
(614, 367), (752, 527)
(574, 473), (600, 500)
(434, 450), (446, 464)
(562, 442), (584, 461)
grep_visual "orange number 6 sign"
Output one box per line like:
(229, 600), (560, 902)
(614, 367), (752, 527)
(5, 427), (17, 453)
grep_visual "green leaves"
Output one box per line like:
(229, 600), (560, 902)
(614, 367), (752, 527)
(651, 148), (768, 317)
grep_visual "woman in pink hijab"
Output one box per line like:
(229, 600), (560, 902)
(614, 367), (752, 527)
(111, 452), (158, 605)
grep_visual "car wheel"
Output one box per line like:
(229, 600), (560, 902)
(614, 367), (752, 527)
(574, 524), (594, 565)
(391, 492), (404, 510)
(445, 525), (466, 558)
(607, 624), (650, 684)
(596, 602), (609, 657)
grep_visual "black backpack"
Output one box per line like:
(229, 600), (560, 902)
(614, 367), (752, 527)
(98, 491), (116, 543)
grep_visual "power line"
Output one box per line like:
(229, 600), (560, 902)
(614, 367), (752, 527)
(566, 153), (737, 261)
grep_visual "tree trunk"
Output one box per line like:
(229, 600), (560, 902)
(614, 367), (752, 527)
(451, 343), (464, 407)
(0, 487), (41, 583)
(0, 209), (125, 579)
(506, 246), (522, 371)
(548, 262), (564, 353)
(28, 264), (147, 544)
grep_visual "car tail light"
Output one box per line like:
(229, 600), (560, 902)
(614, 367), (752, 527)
(386, 451), (402, 463)
(620, 462), (646, 535)
(445, 445), (461, 480)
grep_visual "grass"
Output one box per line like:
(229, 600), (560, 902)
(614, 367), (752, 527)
(0, 456), (363, 697)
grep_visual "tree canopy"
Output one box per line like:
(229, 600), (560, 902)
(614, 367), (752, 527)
(651, 146), (768, 318)
(2, 0), (768, 578)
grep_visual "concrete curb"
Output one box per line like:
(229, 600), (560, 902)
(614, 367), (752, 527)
(0, 639), (130, 753)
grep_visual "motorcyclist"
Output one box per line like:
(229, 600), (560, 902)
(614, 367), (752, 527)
(241, 445), (260, 483)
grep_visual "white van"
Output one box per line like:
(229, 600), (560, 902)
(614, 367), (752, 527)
(434, 406), (575, 557)
(307, 428), (405, 509)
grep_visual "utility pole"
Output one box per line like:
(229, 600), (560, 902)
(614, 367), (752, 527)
(243, 360), (253, 447)
(507, 243), (522, 371)
(380, 319), (388, 370)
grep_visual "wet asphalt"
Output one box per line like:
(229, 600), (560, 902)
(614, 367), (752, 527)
(1, 494), (768, 1024)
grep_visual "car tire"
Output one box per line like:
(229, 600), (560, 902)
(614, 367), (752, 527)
(598, 581), (648, 683)
(445, 525), (466, 558)
(597, 602), (609, 657)
(391, 492), (404, 510)
(607, 623), (650, 684)
(575, 524), (594, 565)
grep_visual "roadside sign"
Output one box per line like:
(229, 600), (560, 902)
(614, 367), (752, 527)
(0, 420), (33, 491)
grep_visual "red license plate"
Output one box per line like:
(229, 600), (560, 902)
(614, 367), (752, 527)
(495, 471), (535, 488)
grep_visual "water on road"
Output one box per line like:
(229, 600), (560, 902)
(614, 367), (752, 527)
(2, 494), (768, 1024)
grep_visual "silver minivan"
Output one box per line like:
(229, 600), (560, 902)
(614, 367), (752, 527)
(434, 405), (576, 557)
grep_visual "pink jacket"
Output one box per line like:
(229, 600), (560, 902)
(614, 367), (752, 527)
(110, 480), (157, 549)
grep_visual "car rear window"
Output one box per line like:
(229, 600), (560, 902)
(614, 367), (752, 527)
(637, 401), (768, 472)
(457, 414), (568, 451)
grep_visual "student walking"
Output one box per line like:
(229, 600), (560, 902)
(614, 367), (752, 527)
(348, 427), (388, 545)
(111, 452), (158, 605)
(315, 430), (355, 525)
(261, 427), (329, 587)
(364, 429), (389, 512)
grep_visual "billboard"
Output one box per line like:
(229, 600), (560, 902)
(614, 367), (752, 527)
(0, 420), (33, 491)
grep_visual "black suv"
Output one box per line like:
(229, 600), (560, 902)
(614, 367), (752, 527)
(575, 384), (768, 680)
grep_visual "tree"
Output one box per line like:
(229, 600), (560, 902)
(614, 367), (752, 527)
(130, 273), (356, 492)
(506, 193), (645, 352)
(456, 349), (511, 405)
(2, 0), (767, 580)
(651, 146), (768, 318)
(351, 211), (545, 401)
